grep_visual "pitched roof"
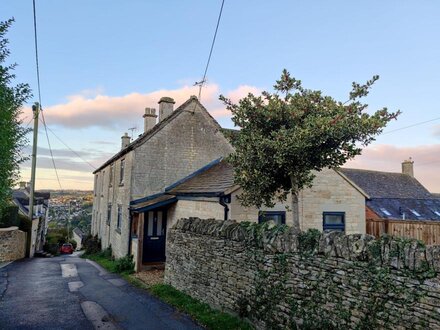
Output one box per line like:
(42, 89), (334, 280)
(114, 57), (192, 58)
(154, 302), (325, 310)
(166, 158), (235, 196)
(94, 96), (223, 174)
(338, 168), (432, 199)
(367, 198), (440, 221)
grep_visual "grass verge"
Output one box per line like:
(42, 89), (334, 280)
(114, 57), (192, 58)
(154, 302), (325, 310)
(81, 252), (253, 330)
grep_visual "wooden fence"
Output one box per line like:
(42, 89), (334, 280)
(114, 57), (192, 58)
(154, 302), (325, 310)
(366, 218), (440, 246)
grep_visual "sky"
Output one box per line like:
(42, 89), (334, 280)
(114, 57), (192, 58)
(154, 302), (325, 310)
(2, 1), (440, 192)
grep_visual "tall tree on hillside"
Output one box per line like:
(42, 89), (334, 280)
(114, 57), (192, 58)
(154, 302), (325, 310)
(0, 19), (31, 215)
(220, 70), (400, 231)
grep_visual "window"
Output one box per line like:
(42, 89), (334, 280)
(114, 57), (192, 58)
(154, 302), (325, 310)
(258, 211), (286, 226)
(323, 212), (345, 232)
(117, 205), (122, 230)
(380, 208), (392, 217)
(109, 164), (114, 187)
(101, 171), (105, 196)
(410, 209), (421, 217)
(119, 159), (125, 185)
(107, 204), (112, 225)
(94, 175), (98, 196)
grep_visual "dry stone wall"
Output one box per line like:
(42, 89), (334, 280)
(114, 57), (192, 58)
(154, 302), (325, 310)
(165, 218), (440, 329)
(0, 227), (26, 262)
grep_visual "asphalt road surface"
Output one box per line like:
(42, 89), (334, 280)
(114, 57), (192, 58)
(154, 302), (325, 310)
(0, 253), (200, 330)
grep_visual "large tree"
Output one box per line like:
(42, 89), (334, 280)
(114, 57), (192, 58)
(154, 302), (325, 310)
(0, 19), (31, 215)
(220, 70), (400, 231)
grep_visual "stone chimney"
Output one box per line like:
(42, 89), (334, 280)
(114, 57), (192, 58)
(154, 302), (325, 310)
(19, 181), (27, 189)
(143, 108), (157, 133)
(158, 97), (175, 122)
(402, 158), (414, 177)
(121, 132), (130, 150)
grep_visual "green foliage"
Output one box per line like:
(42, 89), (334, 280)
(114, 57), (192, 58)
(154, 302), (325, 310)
(0, 205), (18, 228)
(82, 234), (101, 255)
(115, 254), (135, 274)
(298, 229), (321, 257)
(220, 70), (400, 229)
(149, 284), (253, 330)
(0, 19), (32, 216)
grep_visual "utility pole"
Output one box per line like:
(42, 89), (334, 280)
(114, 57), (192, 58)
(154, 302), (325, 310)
(28, 102), (40, 223)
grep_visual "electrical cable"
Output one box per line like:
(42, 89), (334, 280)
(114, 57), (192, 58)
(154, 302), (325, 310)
(197, 0), (225, 100)
(40, 111), (62, 189)
(382, 117), (440, 135)
(32, 0), (42, 106)
(41, 123), (97, 170)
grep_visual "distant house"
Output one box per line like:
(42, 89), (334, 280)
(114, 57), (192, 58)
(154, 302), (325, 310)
(339, 159), (440, 221)
(12, 182), (50, 257)
(72, 228), (84, 250)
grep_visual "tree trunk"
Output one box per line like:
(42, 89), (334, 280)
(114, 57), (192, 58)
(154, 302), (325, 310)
(290, 176), (300, 232)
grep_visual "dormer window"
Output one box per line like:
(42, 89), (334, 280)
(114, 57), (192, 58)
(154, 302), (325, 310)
(410, 209), (421, 217)
(380, 208), (391, 216)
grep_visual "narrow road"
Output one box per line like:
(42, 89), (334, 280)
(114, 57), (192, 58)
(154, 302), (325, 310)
(0, 253), (200, 330)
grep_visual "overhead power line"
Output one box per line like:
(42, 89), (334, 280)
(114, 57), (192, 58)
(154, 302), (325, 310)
(195, 0), (225, 100)
(40, 111), (62, 189)
(382, 116), (440, 135)
(41, 123), (97, 170)
(32, 0), (42, 106)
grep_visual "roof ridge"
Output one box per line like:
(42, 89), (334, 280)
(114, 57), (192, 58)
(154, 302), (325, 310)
(93, 97), (201, 174)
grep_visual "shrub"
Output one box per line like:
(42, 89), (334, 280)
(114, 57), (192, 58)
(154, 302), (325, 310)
(0, 205), (19, 228)
(99, 246), (113, 259)
(83, 234), (101, 255)
(115, 255), (134, 274)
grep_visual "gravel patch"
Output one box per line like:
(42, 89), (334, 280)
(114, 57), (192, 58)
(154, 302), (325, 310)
(133, 269), (164, 287)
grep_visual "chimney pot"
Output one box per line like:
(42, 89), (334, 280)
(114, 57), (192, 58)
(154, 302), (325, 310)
(158, 97), (175, 122)
(121, 132), (130, 150)
(402, 157), (414, 177)
(143, 107), (157, 133)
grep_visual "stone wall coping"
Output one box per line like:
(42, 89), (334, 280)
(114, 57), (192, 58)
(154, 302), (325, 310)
(0, 226), (19, 232)
(172, 217), (440, 273)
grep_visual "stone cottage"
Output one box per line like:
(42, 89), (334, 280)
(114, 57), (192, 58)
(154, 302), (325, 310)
(91, 96), (234, 259)
(92, 96), (368, 270)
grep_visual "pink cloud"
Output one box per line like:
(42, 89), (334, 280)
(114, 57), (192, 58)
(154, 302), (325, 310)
(344, 144), (440, 193)
(20, 83), (261, 130)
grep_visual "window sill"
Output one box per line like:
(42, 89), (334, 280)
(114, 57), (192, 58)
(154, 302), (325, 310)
(115, 228), (121, 234)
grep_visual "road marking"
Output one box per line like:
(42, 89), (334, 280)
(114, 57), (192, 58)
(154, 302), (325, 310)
(60, 263), (78, 278)
(81, 301), (118, 330)
(68, 281), (84, 292)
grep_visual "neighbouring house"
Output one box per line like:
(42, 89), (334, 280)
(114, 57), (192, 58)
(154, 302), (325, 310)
(340, 159), (440, 244)
(339, 159), (440, 221)
(72, 227), (84, 250)
(12, 182), (50, 257)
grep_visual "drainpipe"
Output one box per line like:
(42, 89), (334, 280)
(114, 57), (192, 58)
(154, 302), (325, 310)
(219, 195), (231, 221)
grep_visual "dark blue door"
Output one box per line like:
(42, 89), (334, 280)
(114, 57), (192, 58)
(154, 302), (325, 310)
(142, 210), (166, 263)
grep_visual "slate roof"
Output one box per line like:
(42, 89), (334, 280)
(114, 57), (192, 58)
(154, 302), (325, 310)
(338, 168), (432, 199)
(94, 96), (224, 174)
(166, 158), (235, 196)
(367, 198), (440, 221)
(73, 227), (85, 238)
